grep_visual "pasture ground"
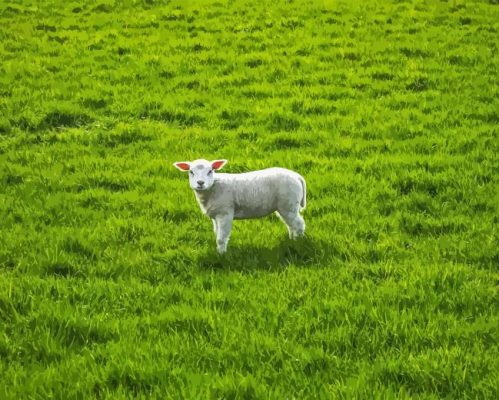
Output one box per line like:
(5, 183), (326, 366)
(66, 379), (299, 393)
(0, 0), (498, 398)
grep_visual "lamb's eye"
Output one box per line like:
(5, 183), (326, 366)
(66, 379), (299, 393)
(208, 170), (213, 175)
(189, 171), (194, 176)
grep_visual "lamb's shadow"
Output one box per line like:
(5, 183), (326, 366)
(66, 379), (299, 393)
(198, 235), (342, 272)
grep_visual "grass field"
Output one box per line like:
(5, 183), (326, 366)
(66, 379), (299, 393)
(1, 0), (498, 398)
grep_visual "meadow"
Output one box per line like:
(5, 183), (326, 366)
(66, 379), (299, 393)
(0, 0), (498, 398)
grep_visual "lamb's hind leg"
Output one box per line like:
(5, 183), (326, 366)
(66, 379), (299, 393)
(276, 211), (293, 239)
(276, 206), (305, 239)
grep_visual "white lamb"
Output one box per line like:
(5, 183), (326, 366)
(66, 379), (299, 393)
(173, 159), (306, 254)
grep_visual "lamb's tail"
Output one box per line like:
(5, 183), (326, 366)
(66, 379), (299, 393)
(299, 175), (306, 210)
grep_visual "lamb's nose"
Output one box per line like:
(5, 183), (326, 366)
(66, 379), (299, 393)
(197, 180), (205, 186)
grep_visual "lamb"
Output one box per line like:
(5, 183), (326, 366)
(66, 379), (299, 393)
(173, 159), (306, 254)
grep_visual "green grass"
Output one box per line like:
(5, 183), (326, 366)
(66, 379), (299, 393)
(1, 0), (498, 398)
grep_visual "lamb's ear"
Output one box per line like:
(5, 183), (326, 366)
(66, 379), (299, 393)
(173, 162), (191, 171)
(211, 159), (227, 170)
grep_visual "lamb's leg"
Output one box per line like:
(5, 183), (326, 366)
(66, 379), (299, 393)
(277, 207), (305, 239)
(275, 211), (293, 239)
(215, 214), (233, 254)
(212, 219), (218, 235)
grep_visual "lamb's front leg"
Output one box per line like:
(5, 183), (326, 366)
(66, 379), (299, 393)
(215, 213), (233, 254)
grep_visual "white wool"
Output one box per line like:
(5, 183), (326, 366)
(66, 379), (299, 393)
(174, 159), (306, 253)
(194, 168), (306, 219)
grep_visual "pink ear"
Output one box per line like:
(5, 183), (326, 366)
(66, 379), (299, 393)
(211, 159), (227, 170)
(173, 162), (191, 171)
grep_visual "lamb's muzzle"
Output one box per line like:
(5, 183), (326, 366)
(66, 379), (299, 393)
(173, 159), (306, 254)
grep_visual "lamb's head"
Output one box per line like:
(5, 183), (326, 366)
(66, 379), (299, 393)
(173, 159), (227, 191)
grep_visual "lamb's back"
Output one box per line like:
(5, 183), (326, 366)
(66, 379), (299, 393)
(215, 169), (302, 219)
